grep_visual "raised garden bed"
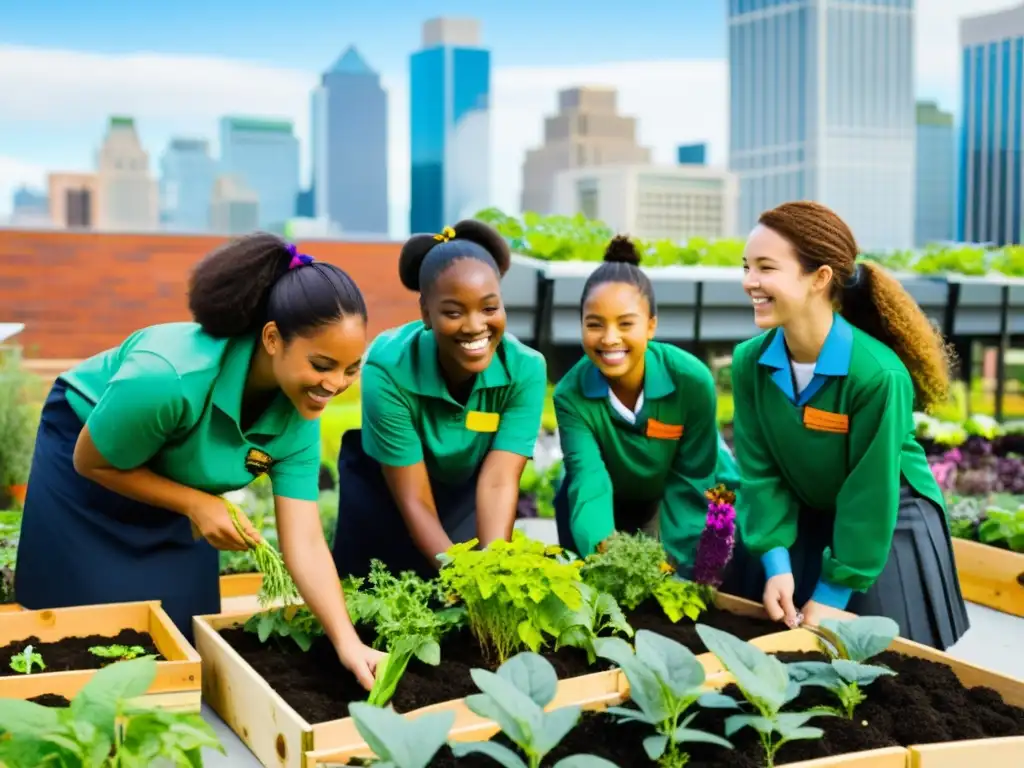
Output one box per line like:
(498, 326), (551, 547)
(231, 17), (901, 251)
(952, 537), (1024, 618)
(0, 600), (201, 711)
(220, 572), (265, 613)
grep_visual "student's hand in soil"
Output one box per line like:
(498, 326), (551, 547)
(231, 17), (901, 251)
(187, 495), (262, 551)
(763, 573), (801, 628)
(798, 599), (847, 628)
(336, 639), (386, 691)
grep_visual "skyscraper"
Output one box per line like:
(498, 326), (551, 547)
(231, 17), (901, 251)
(959, 5), (1024, 245)
(160, 138), (216, 232)
(220, 116), (300, 231)
(727, 0), (915, 251)
(95, 116), (159, 231)
(312, 46), (389, 236)
(915, 101), (955, 246)
(409, 18), (491, 234)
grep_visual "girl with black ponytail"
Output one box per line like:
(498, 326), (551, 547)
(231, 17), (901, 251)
(16, 232), (384, 689)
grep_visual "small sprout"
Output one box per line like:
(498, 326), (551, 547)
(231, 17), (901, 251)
(88, 644), (147, 661)
(10, 645), (45, 675)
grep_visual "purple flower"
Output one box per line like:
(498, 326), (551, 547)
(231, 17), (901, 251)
(694, 485), (737, 588)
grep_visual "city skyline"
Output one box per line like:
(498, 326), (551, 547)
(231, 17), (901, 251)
(0, 0), (1009, 239)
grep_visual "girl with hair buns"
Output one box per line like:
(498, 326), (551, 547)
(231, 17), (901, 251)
(331, 220), (547, 580)
(553, 235), (746, 574)
(729, 200), (969, 648)
(15, 233), (384, 688)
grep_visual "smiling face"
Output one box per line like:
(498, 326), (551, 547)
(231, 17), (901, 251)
(581, 281), (657, 384)
(742, 224), (834, 329)
(263, 315), (368, 419)
(422, 258), (506, 383)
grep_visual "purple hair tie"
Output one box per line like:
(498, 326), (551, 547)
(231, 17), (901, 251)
(286, 243), (314, 270)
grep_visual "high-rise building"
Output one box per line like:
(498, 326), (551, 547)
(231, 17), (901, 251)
(95, 116), (159, 231)
(552, 164), (738, 242)
(677, 143), (707, 166)
(959, 6), (1024, 245)
(311, 46), (389, 237)
(409, 17), (491, 234)
(220, 116), (299, 231)
(727, 0), (915, 250)
(209, 174), (260, 235)
(48, 173), (98, 229)
(160, 138), (216, 232)
(10, 186), (50, 226)
(915, 101), (955, 246)
(521, 87), (651, 215)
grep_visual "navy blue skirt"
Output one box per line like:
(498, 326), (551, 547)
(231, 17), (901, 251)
(721, 486), (970, 650)
(14, 380), (219, 642)
(331, 428), (478, 581)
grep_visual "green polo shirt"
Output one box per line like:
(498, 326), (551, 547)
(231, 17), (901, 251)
(59, 322), (321, 501)
(360, 321), (548, 485)
(553, 341), (737, 569)
(730, 313), (945, 608)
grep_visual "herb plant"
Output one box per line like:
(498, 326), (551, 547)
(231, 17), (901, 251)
(695, 624), (829, 768)
(0, 656), (224, 766)
(89, 644), (148, 661)
(580, 532), (707, 622)
(438, 531), (586, 663)
(225, 498), (299, 606)
(789, 616), (899, 719)
(244, 603), (325, 651)
(10, 645), (44, 674)
(346, 701), (455, 768)
(550, 582), (633, 664)
(451, 651), (619, 768)
(593, 630), (733, 767)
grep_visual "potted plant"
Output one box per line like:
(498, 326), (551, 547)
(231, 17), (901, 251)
(0, 351), (38, 507)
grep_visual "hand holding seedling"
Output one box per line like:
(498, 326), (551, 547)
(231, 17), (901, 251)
(188, 495), (261, 551)
(762, 573), (800, 628)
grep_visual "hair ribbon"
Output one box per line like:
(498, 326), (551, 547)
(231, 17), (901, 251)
(286, 243), (315, 270)
(433, 225), (456, 243)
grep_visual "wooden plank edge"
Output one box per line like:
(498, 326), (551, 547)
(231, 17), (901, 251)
(908, 735), (1024, 767)
(952, 538), (1024, 618)
(220, 573), (264, 599)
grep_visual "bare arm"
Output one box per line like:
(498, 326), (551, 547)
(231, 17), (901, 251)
(381, 462), (453, 569)
(475, 450), (528, 547)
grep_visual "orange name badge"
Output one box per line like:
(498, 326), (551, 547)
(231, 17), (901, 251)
(646, 419), (684, 440)
(465, 410), (501, 433)
(803, 406), (849, 434)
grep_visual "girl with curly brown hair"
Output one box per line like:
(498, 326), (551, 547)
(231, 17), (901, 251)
(725, 200), (969, 649)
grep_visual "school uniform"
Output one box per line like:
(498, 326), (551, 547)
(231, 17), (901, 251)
(14, 322), (321, 640)
(552, 341), (743, 576)
(728, 313), (970, 649)
(331, 321), (547, 580)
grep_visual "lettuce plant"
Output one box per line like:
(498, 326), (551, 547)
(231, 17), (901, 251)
(451, 652), (618, 768)
(593, 630), (732, 767)
(549, 582), (634, 664)
(789, 616), (899, 719)
(580, 532), (707, 622)
(438, 531), (585, 663)
(346, 701), (455, 768)
(0, 656), (223, 766)
(695, 624), (829, 768)
(9, 645), (44, 674)
(89, 644), (148, 661)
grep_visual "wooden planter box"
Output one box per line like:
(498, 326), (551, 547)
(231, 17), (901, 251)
(0, 601), (201, 712)
(952, 538), (1024, 618)
(195, 591), (788, 768)
(219, 573), (264, 613)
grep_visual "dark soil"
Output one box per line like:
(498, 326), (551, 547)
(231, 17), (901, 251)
(402, 649), (1024, 767)
(219, 602), (780, 724)
(27, 694), (70, 708)
(0, 630), (162, 678)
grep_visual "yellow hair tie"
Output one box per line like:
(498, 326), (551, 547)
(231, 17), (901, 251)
(433, 225), (456, 243)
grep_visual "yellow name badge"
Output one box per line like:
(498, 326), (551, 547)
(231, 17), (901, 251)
(465, 410), (501, 433)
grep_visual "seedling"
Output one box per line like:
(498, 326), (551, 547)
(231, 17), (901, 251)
(225, 498), (299, 606)
(9, 645), (44, 675)
(695, 624), (830, 768)
(593, 630), (732, 767)
(789, 616), (899, 719)
(244, 603), (324, 651)
(347, 701), (454, 768)
(550, 581), (634, 664)
(88, 644), (148, 662)
(451, 652), (619, 768)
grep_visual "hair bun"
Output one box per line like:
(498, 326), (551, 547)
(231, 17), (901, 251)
(453, 219), (512, 276)
(604, 235), (641, 266)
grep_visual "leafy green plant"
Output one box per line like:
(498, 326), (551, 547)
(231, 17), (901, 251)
(88, 644), (148, 662)
(694, 624), (829, 768)
(451, 651), (618, 768)
(0, 655), (224, 766)
(593, 630), (732, 767)
(978, 506), (1024, 552)
(244, 603), (325, 651)
(0, 351), (39, 491)
(549, 582), (633, 664)
(789, 616), (900, 719)
(9, 644), (44, 675)
(438, 531), (586, 664)
(580, 532), (707, 622)
(345, 701), (455, 767)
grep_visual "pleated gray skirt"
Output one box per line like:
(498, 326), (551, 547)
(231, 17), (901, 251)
(720, 485), (971, 650)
